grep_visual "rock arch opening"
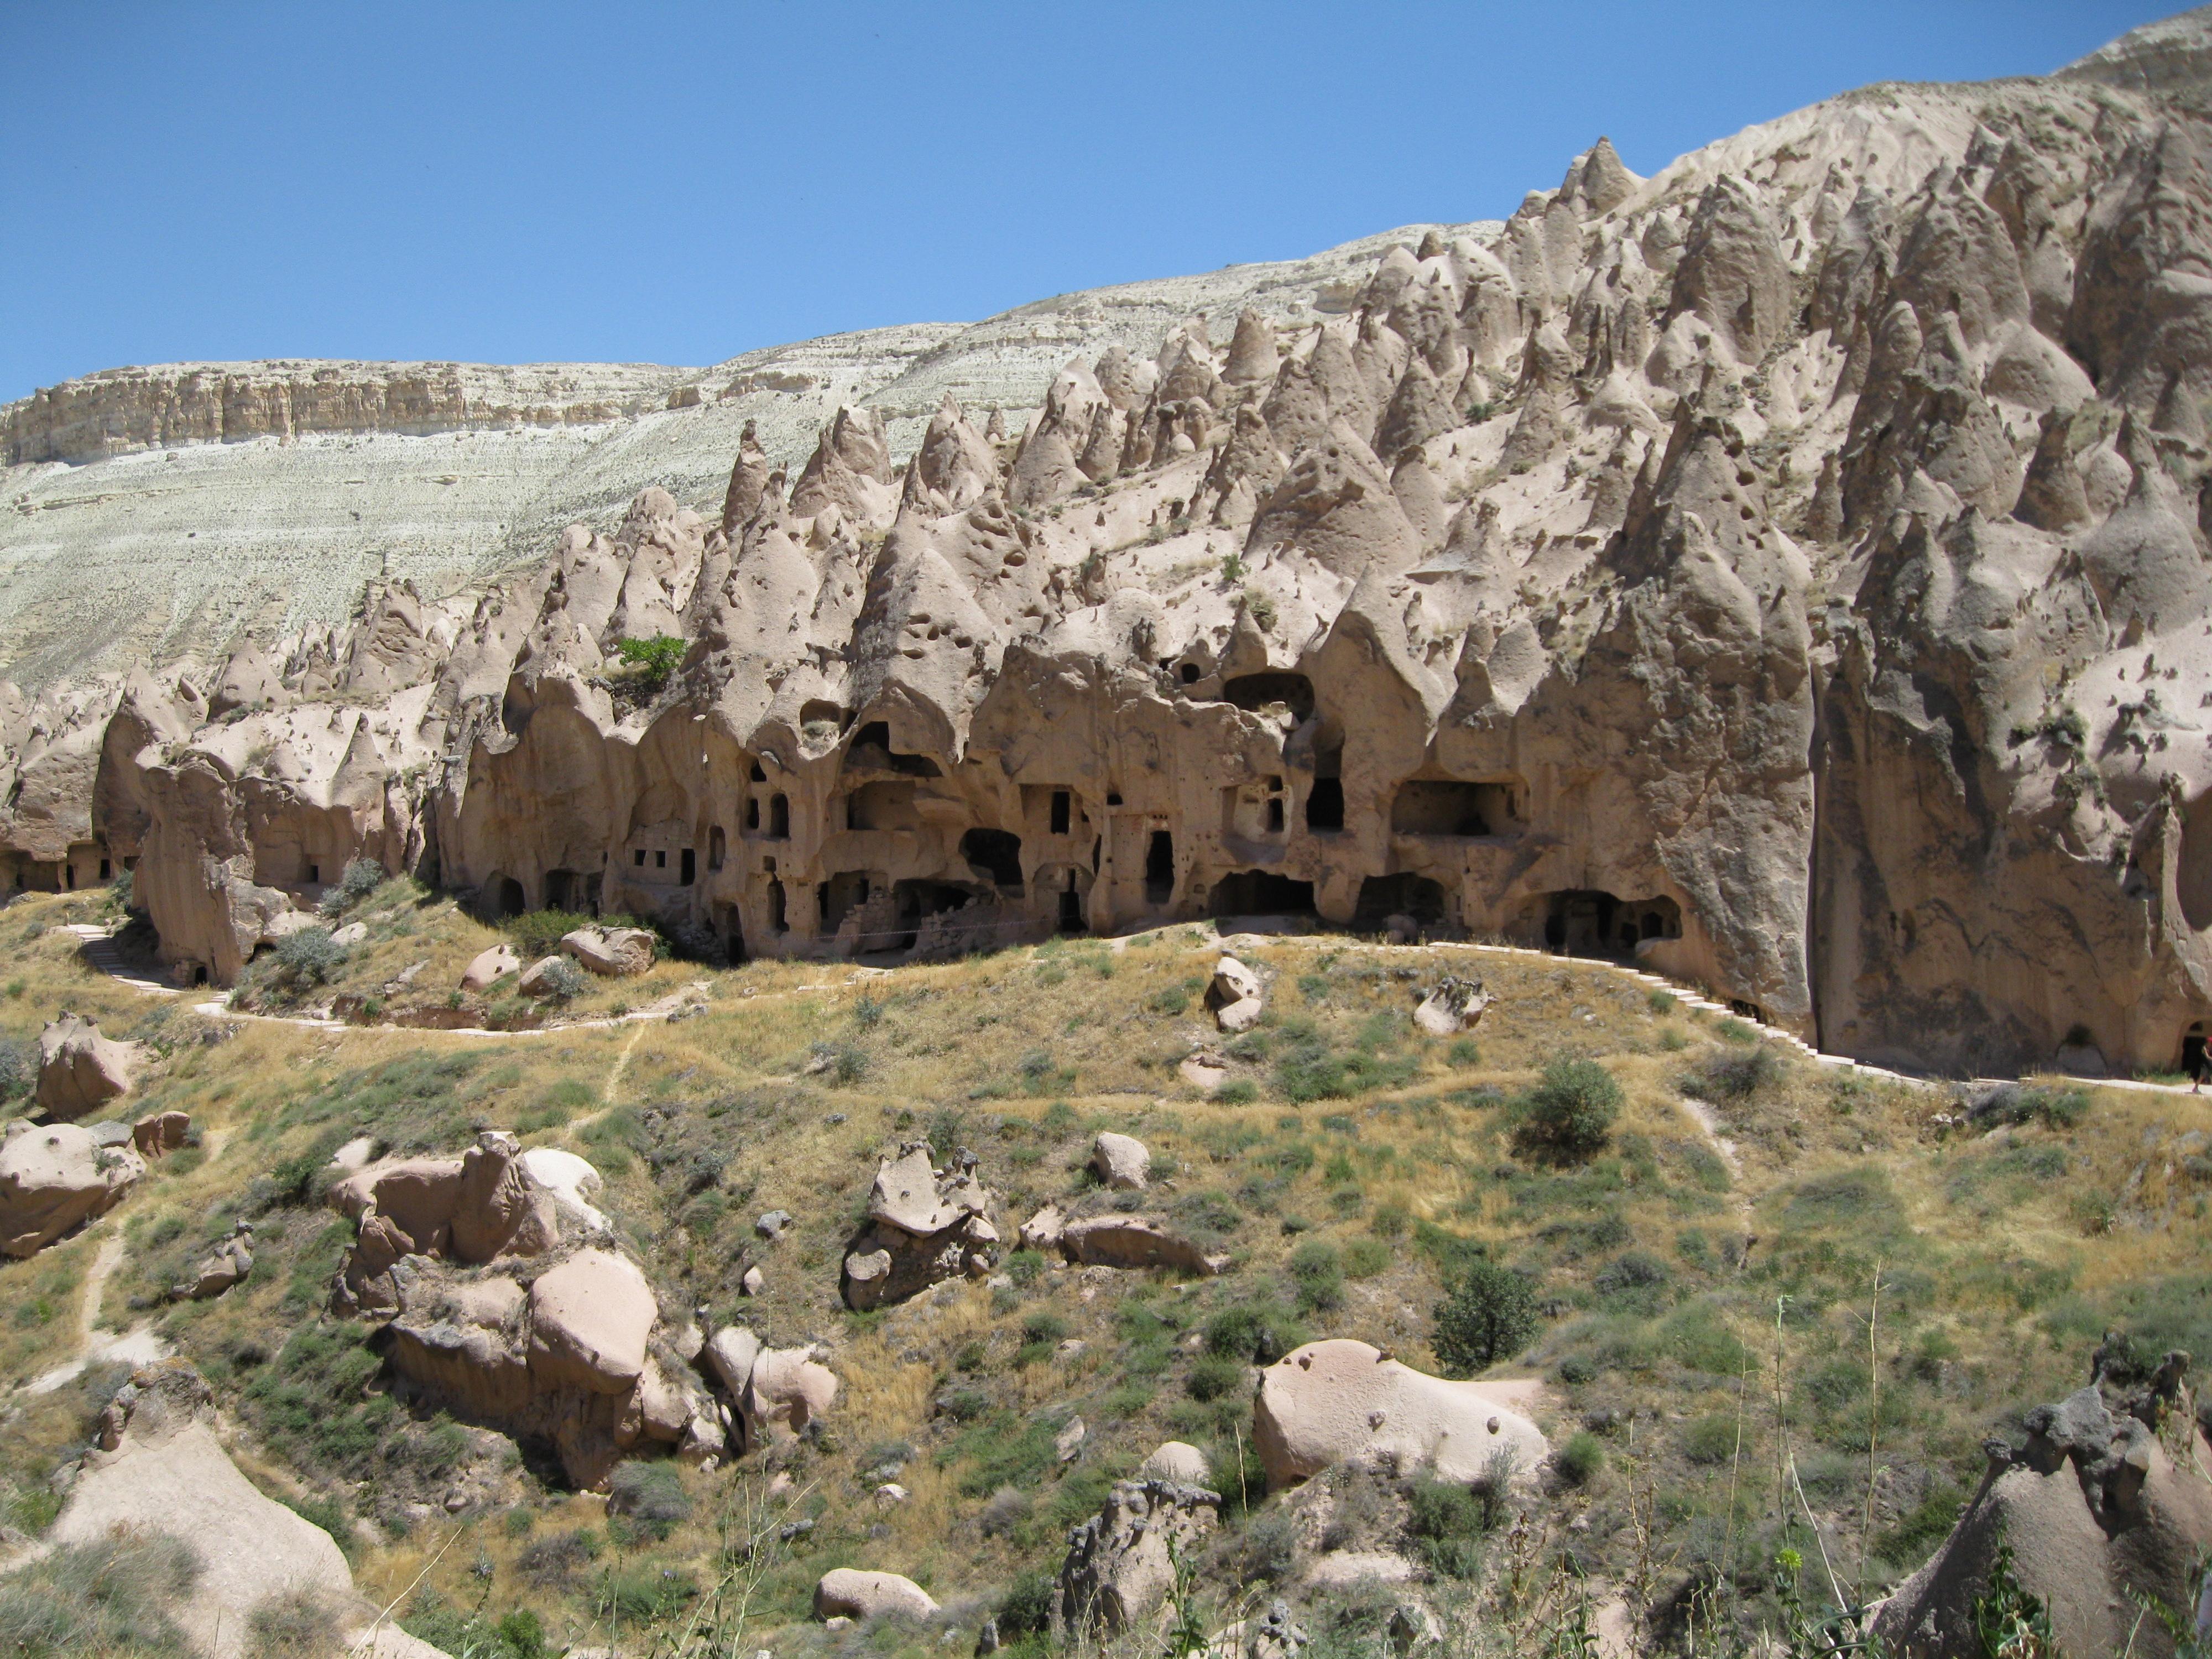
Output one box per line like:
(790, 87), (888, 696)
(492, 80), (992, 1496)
(1354, 873), (1449, 929)
(1390, 779), (1524, 837)
(959, 828), (1024, 890)
(1531, 890), (1681, 957)
(1222, 672), (1316, 721)
(1145, 831), (1175, 905)
(1208, 869), (1316, 917)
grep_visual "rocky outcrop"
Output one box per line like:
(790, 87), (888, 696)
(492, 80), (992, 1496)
(1089, 1132), (1151, 1191)
(1055, 1478), (1221, 1638)
(35, 1011), (142, 1119)
(841, 1142), (999, 1309)
(1253, 1339), (1548, 1489)
(1412, 976), (1490, 1036)
(814, 1568), (937, 1623)
(328, 1131), (569, 1312)
(13, 13), (2212, 1079)
(0, 1118), (143, 1256)
(561, 926), (655, 977)
(1871, 1357), (2212, 1658)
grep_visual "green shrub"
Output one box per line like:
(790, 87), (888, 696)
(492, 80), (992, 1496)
(1203, 1305), (1306, 1364)
(1343, 1237), (1390, 1279)
(1433, 1261), (1540, 1376)
(1022, 1312), (1070, 1346)
(319, 858), (387, 917)
(1975, 1082), (2091, 1130)
(1682, 1415), (1740, 1465)
(612, 633), (686, 694)
(1405, 1477), (1485, 1577)
(998, 1568), (1056, 1635)
(1685, 1044), (1783, 1102)
(1212, 1079), (1259, 1105)
(273, 925), (345, 985)
(248, 1587), (343, 1657)
(1187, 1354), (1248, 1401)
(530, 956), (590, 1001)
(607, 1461), (691, 1533)
(1517, 1058), (1621, 1162)
(502, 909), (596, 958)
(1289, 1239), (1344, 1312)
(1647, 989), (1676, 1014)
(1556, 1431), (1604, 1486)
(1005, 1248), (1045, 1287)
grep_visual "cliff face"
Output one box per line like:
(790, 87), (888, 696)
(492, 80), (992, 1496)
(12, 10), (2212, 1079)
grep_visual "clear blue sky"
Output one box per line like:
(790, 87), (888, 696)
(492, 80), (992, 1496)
(0, 2), (2179, 404)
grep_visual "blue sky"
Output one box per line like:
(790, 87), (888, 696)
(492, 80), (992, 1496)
(0, 2), (2178, 403)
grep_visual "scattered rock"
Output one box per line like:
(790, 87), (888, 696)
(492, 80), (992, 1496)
(1208, 956), (1266, 1034)
(0, 1119), (143, 1256)
(1254, 1339), (1548, 1488)
(1019, 1203), (1067, 1253)
(461, 944), (521, 990)
(330, 921), (369, 948)
(1136, 1441), (1211, 1484)
(841, 1141), (999, 1309)
(740, 1264), (765, 1296)
(561, 926), (656, 977)
(814, 1568), (938, 1623)
(1178, 1052), (1230, 1092)
(131, 1109), (191, 1158)
(745, 1345), (839, 1444)
(517, 955), (575, 997)
(875, 1482), (910, 1507)
(1060, 1214), (1228, 1277)
(1089, 1131), (1150, 1191)
(1054, 1478), (1220, 1637)
(1055, 1416), (1088, 1461)
(1412, 976), (1491, 1037)
(755, 1209), (792, 1238)
(35, 1012), (143, 1120)
(174, 1223), (253, 1300)
(527, 1248), (656, 1396)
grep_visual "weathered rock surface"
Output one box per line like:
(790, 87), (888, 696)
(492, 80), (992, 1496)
(328, 1130), (570, 1312)
(1089, 1131), (1151, 1190)
(1253, 1339), (1548, 1488)
(461, 943), (521, 990)
(0, 1118), (143, 1256)
(132, 1108), (191, 1157)
(841, 1141), (998, 1308)
(1055, 1479), (1221, 1637)
(813, 1568), (938, 1623)
(1061, 1215), (1228, 1277)
(35, 1011), (142, 1118)
(561, 926), (655, 977)
(1412, 976), (1491, 1036)
(11, 15), (2212, 1077)
(1208, 957), (1266, 1034)
(1872, 1358), (2212, 1658)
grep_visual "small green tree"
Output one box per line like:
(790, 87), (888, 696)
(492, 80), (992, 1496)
(1517, 1057), (1622, 1162)
(1433, 1260), (1541, 1376)
(613, 634), (686, 695)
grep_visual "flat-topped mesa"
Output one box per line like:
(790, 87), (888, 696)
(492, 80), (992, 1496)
(29, 11), (2212, 1082)
(2, 359), (687, 466)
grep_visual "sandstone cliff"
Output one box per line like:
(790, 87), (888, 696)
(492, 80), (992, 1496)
(13, 11), (2212, 1079)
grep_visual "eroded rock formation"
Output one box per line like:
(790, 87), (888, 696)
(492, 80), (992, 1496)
(9, 16), (2212, 1074)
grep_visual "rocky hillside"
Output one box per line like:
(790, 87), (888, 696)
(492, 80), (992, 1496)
(0, 878), (2207, 1659)
(9, 16), (2212, 1081)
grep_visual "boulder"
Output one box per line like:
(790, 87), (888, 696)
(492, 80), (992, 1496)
(1089, 1131), (1151, 1191)
(174, 1226), (253, 1299)
(561, 926), (656, 977)
(0, 1119), (143, 1256)
(704, 1324), (762, 1400)
(814, 1567), (938, 1623)
(527, 1248), (658, 1395)
(131, 1109), (191, 1157)
(330, 921), (369, 948)
(1871, 1360), (2212, 1659)
(745, 1345), (839, 1443)
(1178, 1052), (1230, 1092)
(35, 1011), (142, 1119)
(740, 1264), (765, 1296)
(841, 1141), (999, 1309)
(515, 955), (573, 997)
(755, 1208), (792, 1238)
(1254, 1339), (1548, 1488)
(1208, 956), (1265, 1034)
(460, 943), (521, 990)
(1020, 1203), (1068, 1252)
(1136, 1441), (1211, 1484)
(1412, 976), (1492, 1037)
(517, 1145), (609, 1233)
(1060, 1215), (1227, 1277)
(1054, 1478), (1220, 1637)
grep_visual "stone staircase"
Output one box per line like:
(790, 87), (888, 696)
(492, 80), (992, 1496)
(61, 922), (180, 996)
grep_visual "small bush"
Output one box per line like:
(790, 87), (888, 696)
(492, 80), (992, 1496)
(1203, 1305), (1306, 1364)
(0, 1537), (199, 1657)
(1212, 1079), (1259, 1105)
(1022, 1311), (1070, 1347)
(247, 1587), (344, 1657)
(612, 634), (686, 694)
(1187, 1354), (1248, 1401)
(1682, 1415), (1740, 1465)
(1288, 1239), (1344, 1312)
(1343, 1237), (1390, 1279)
(1556, 1431), (1605, 1486)
(530, 956), (590, 1001)
(1685, 1044), (1783, 1102)
(1405, 1477), (1485, 1578)
(1005, 1248), (1045, 1287)
(1647, 989), (1676, 1014)
(999, 1568), (1055, 1635)
(319, 858), (387, 917)
(1974, 1082), (2091, 1130)
(606, 1461), (692, 1533)
(1517, 1058), (1621, 1162)
(1433, 1261), (1541, 1376)
(273, 925), (345, 985)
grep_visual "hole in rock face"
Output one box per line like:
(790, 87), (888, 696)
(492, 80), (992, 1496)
(545, 869), (577, 910)
(680, 849), (696, 886)
(1208, 870), (1316, 916)
(1266, 798), (1285, 833)
(745, 799), (760, 831)
(1305, 779), (1345, 832)
(709, 827), (725, 872)
(1180, 663), (1202, 685)
(2183, 1023), (2207, 1079)
(1354, 873), (1449, 929)
(749, 762), (767, 782)
(1390, 779), (1522, 837)
(768, 879), (787, 933)
(769, 795), (790, 839)
(1050, 791), (1071, 835)
(1222, 672), (1316, 721)
(959, 828), (1024, 890)
(1059, 870), (1086, 933)
(1145, 831), (1176, 905)
(1536, 890), (1678, 958)
(494, 877), (526, 919)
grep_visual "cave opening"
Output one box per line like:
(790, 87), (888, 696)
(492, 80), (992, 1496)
(960, 828), (1024, 890)
(769, 794), (789, 839)
(768, 879), (787, 933)
(544, 869), (577, 911)
(1390, 779), (1521, 837)
(1537, 890), (1680, 957)
(1222, 672), (1316, 721)
(494, 877), (525, 919)
(1050, 790), (1071, 834)
(1208, 870), (1317, 917)
(1058, 869), (1086, 933)
(1354, 873), (1449, 929)
(1305, 779), (1345, 832)
(1145, 831), (1175, 905)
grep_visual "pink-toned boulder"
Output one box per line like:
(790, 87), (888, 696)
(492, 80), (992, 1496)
(1061, 1215), (1227, 1277)
(814, 1567), (938, 1622)
(1089, 1132), (1151, 1191)
(132, 1109), (191, 1158)
(0, 1120), (144, 1256)
(1253, 1339), (1548, 1488)
(35, 1012), (142, 1120)
(561, 926), (656, 977)
(461, 944), (521, 991)
(745, 1346), (839, 1442)
(527, 1248), (658, 1395)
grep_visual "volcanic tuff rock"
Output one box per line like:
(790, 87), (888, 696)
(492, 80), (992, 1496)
(9, 13), (2212, 1075)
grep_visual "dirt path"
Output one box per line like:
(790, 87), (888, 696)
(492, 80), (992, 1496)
(24, 1231), (170, 1396)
